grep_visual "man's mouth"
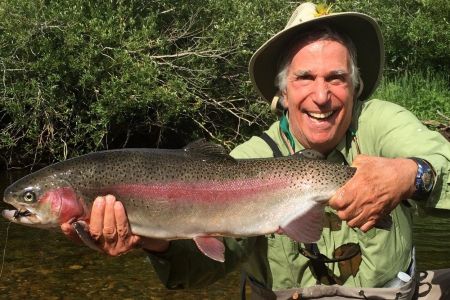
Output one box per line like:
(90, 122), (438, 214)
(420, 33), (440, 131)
(306, 111), (335, 120)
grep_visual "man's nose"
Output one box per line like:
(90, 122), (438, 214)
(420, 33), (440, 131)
(312, 79), (329, 105)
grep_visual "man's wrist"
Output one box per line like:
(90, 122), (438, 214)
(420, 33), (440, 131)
(408, 157), (436, 201)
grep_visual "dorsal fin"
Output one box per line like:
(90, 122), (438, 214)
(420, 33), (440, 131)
(183, 139), (235, 162)
(294, 149), (325, 160)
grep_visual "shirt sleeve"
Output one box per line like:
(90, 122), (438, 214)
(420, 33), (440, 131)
(231, 121), (285, 158)
(357, 99), (450, 208)
(230, 135), (274, 158)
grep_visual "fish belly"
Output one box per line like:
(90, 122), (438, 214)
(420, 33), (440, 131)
(109, 182), (329, 241)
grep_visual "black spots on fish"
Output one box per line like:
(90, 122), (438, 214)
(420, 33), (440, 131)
(271, 169), (282, 178)
(198, 167), (217, 181)
(149, 166), (166, 181)
(262, 159), (341, 188)
(121, 160), (133, 171)
(128, 198), (139, 208)
(347, 167), (357, 178)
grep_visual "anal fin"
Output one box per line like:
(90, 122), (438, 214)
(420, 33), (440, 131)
(193, 236), (225, 262)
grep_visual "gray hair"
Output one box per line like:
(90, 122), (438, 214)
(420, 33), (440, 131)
(275, 27), (361, 97)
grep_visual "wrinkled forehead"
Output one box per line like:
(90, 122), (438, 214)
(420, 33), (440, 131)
(291, 38), (351, 63)
(279, 26), (357, 68)
(289, 40), (351, 72)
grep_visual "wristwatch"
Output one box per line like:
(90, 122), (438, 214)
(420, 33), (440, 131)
(409, 157), (435, 201)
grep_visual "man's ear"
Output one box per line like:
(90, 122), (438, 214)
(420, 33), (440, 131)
(355, 75), (364, 99)
(270, 91), (288, 114)
(281, 90), (288, 108)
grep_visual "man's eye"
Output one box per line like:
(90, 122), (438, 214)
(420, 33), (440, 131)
(295, 75), (314, 81)
(327, 75), (347, 84)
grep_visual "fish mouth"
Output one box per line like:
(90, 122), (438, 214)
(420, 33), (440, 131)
(1, 207), (40, 225)
(14, 209), (33, 218)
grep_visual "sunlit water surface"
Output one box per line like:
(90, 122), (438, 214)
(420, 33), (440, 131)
(0, 170), (449, 299)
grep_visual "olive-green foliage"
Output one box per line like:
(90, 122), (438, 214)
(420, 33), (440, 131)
(334, 0), (450, 74)
(0, 0), (448, 166)
(333, 0), (450, 123)
(0, 0), (293, 166)
(374, 71), (450, 121)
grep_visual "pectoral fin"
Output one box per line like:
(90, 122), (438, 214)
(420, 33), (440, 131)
(72, 221), (103, 253)
(193, 236), (225, 262)
(280, 202), (325, 243)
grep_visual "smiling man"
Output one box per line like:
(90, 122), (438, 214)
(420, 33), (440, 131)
(281, 38), (355, 154)
(61, 2), (450, 299)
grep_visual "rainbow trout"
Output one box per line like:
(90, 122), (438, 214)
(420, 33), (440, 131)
(2, 140), (356, 262)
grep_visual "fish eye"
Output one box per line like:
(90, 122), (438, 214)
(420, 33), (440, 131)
(23, 191), (36, 203)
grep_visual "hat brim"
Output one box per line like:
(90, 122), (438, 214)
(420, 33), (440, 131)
(249, 12), (384, 102)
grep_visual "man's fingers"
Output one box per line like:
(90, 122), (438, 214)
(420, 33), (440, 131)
(61, 222), (73, 234)
(346, 213), (366, 228)
(61, 222), (83, 244)
(350, 155), (367, 167)
(60, 194), (145, 256)
(336, 204), (361, 221)
(360, 220), (376, 232)
(329, 187), (349, 210)
(114, 201), (142, 250)
(102, 195), (118, 243)
(115, 201), (131, 238)
(89, 196), (106, 240)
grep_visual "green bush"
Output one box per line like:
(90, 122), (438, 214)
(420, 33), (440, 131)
(334, 0), (450, 74)
(0, 0), (448, 167)
(0, 0), (293, 166)
(374, 71), (450, 121)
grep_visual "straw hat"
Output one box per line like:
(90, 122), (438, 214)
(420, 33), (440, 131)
(249, 2), (384, 105)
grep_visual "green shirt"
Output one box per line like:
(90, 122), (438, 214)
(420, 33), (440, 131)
(148, 99), (450, 291)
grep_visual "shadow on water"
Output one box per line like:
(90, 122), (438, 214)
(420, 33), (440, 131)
(0, 169), (449, 299)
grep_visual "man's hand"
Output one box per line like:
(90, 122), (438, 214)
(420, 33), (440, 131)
(329, 155), (417, 232)
(61, 195), (169, 256)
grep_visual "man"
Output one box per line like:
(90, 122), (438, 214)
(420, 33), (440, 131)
(62, 2), (450, 299)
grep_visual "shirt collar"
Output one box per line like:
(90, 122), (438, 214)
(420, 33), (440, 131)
(280, 112), (353, 165)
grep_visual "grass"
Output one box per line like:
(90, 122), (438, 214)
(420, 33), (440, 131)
(374, 70), (450, 123)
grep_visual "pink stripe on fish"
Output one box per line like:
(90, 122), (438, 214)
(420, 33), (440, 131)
(102, 178), (286, 202)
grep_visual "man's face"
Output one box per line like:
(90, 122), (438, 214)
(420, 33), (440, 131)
(283, 39), (355, 155)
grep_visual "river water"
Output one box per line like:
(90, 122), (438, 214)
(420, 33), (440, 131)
(0, 170), (449, 299)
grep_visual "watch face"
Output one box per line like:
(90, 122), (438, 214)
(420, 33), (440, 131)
(422, 171), (433, 192)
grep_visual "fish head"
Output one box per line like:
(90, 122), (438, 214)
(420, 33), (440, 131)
(2, 173), (80, 228)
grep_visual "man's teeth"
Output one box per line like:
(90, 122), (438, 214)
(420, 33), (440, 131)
(308, 111), (334, 119)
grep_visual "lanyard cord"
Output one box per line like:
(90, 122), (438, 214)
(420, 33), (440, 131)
(280, 113), (296, 154)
